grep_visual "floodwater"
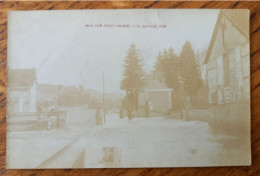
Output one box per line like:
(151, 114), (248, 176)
(6, 114), (251, 168)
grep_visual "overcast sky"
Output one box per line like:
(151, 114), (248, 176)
(8, 9), (219, 93)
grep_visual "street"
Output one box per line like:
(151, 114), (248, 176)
(6, 114), (250, 168)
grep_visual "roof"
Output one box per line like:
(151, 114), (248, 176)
(204, 10), (249, 64)
(57, 86), (89, 105)
(37, 84), (62, 92)
(37, 84), (63, 102)
(8, 68), (36, 87)
(144, 79), (170, 90)
(56, 86), (78, 96)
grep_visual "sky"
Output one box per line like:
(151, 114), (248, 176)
(8, 9), (219, 93)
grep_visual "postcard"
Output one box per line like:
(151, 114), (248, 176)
(6, 9), (250, 168)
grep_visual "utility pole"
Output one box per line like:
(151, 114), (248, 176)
(102, 72), (106, 123)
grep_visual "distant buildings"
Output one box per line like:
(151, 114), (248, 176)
(37, 83), (63, 111)
(56, 85), (89, 107)
(7, 68), (92, 112)
(7, 68), (37, 113)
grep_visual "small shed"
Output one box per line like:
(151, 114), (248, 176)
(138, 79), (172, 114)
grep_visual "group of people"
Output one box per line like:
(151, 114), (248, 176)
(119, 109), (133, 120)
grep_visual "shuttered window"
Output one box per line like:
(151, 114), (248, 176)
(223, 54), (230, 87)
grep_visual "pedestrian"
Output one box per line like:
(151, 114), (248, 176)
(96, 102), (102, 125)
(119, 108), (124, 119)
(145, 100), (150, 117)
(127, 109), (133, 120)
(185, 96), (190, 121)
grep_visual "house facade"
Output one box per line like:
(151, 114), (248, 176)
(204, 10), (250, 126)
(204, 10), (250, 105)
(7, 68), (37, 113)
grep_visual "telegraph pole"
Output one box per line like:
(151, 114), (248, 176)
(102, 72), (106, 123)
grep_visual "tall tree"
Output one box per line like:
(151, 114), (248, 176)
(154, 49), (169, 83)
(121, 44), (145, 113)
(154, 48), (182, 107)
(153, 51), (164, 82)
(165, 47), (180, 92)
(179, 41), (203, 105)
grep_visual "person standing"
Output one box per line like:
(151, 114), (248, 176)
(96, 102), (103, 125)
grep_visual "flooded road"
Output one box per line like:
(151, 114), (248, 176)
(7, 114), (250, 168)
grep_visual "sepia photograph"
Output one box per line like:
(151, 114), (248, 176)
(6, 9), (250, 168)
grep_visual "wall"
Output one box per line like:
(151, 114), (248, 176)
(58, 106), (97, 128)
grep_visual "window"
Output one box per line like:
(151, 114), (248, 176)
(223, 54), (230, 87)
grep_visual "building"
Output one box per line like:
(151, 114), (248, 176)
(56, 86), (85, 106)
(204, 10), (250, 105)
(196, 48), (208, 83)
(7, 68), (37, 113)
(36, 83), (63, 111)
(138, 79), (172, 116)
(204, 10), (250, 127)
